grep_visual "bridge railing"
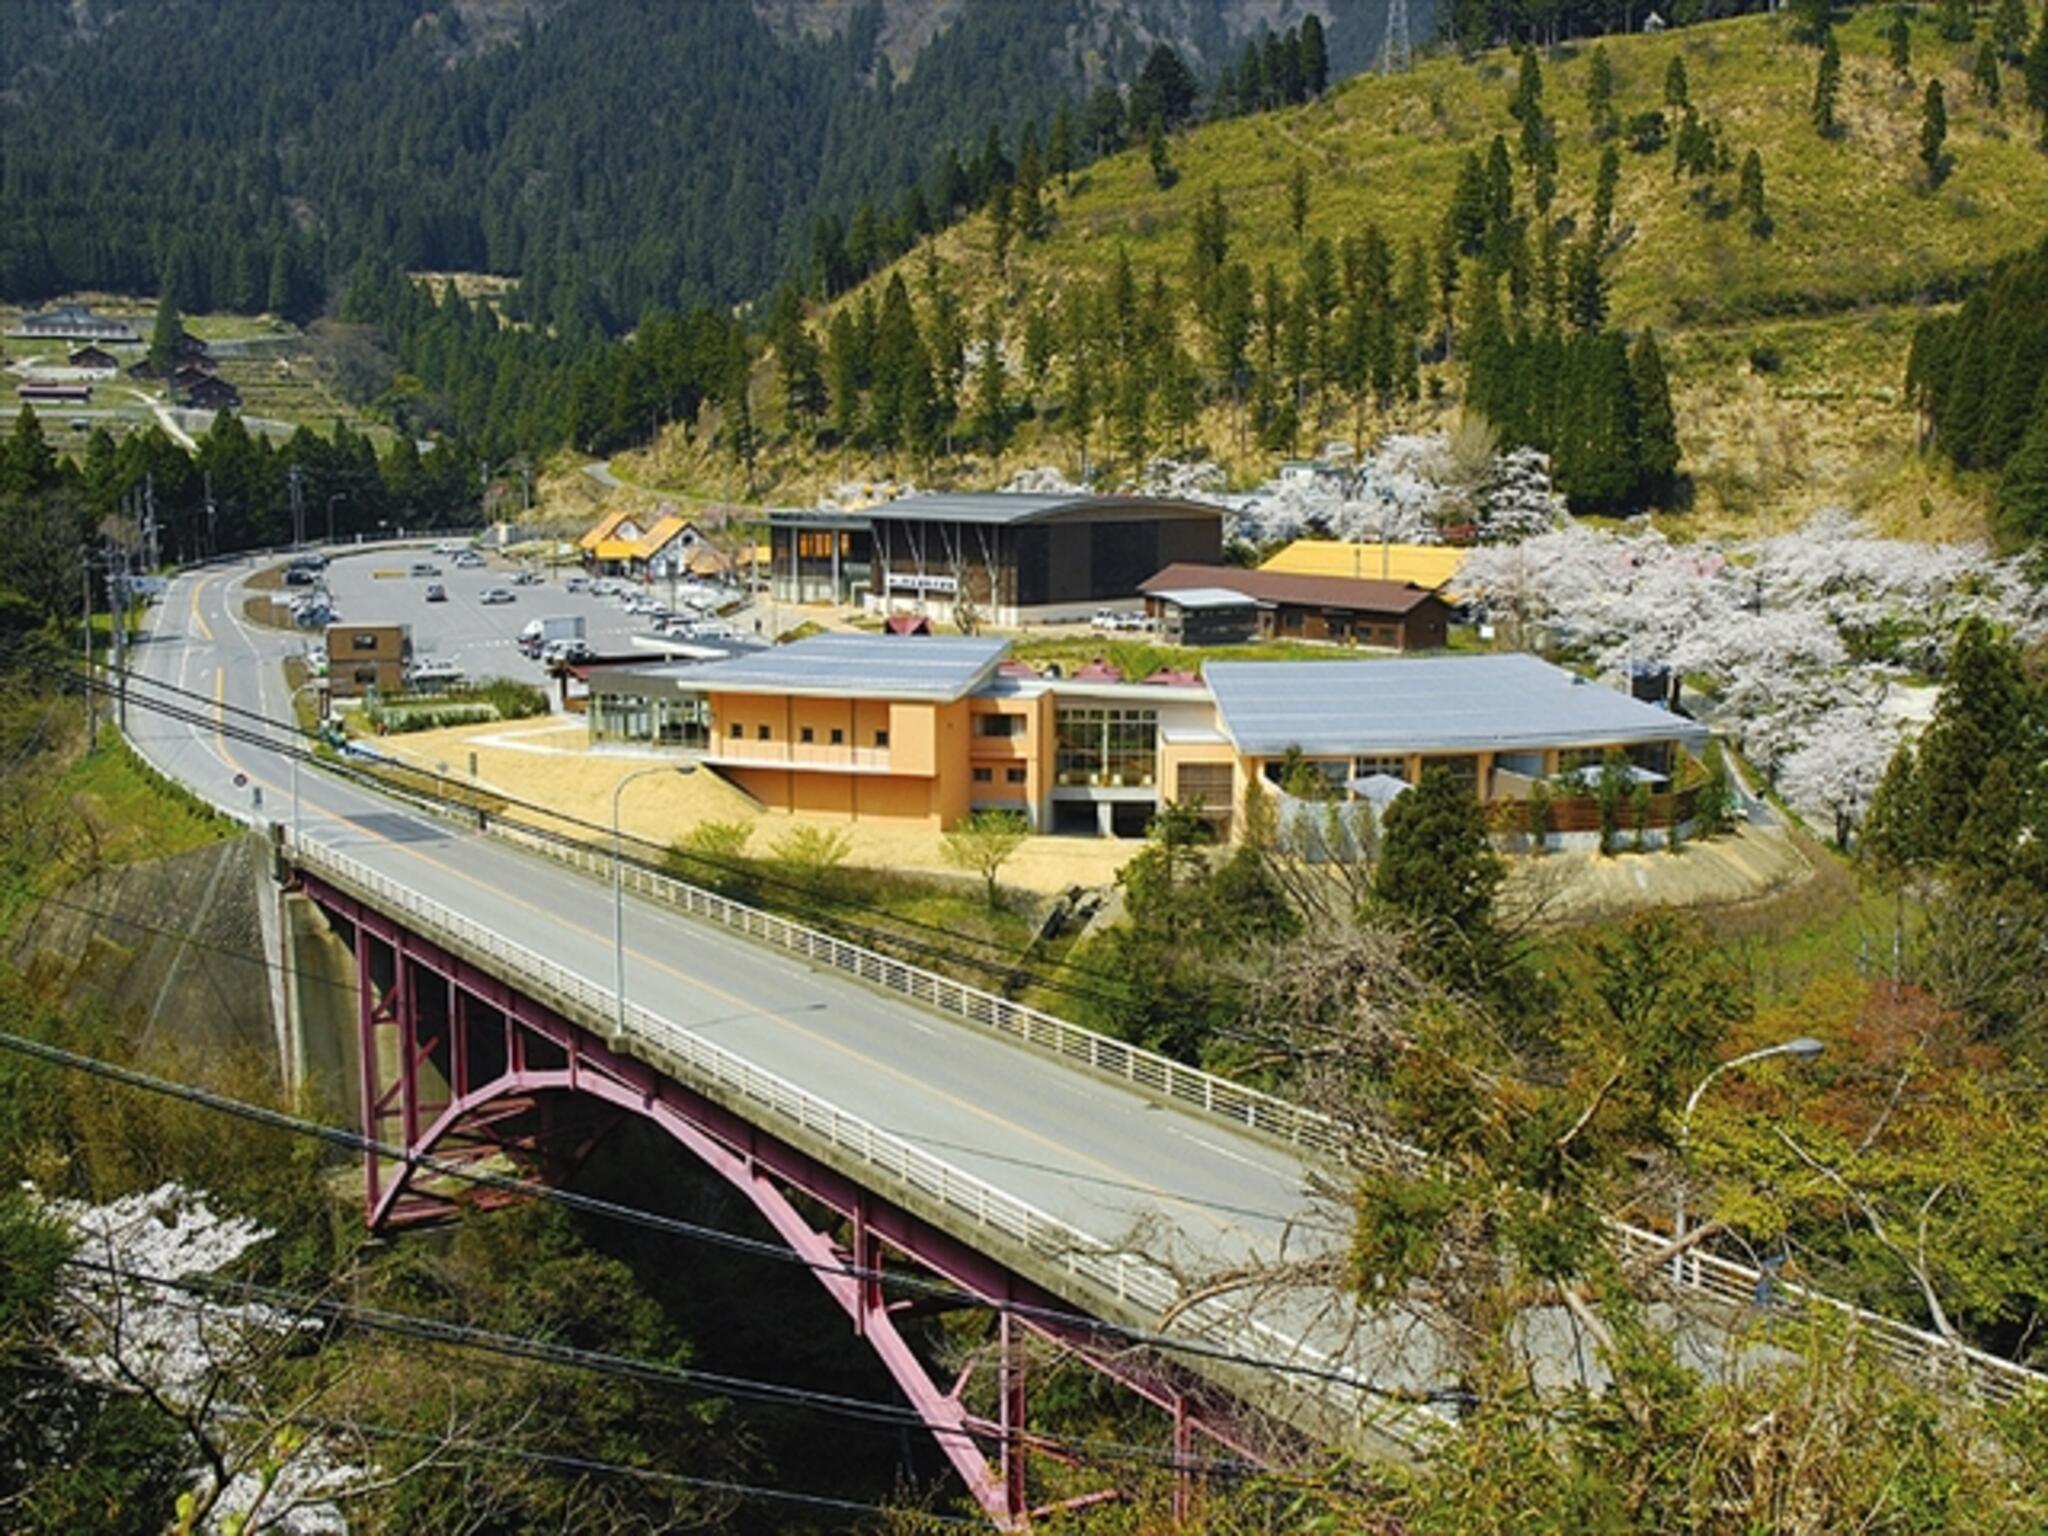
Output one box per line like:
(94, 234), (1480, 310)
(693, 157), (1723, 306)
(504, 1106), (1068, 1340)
(286, 831), (1401, 1439)
(485, 819), (1434, 1175)
(425, 818), (2043, 1410)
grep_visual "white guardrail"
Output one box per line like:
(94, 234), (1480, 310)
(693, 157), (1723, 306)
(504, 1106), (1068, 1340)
(296, 814), (2045, 1412)
(286, 832), (1404, 1440)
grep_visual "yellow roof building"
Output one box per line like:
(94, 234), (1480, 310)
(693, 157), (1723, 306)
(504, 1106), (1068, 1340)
(1258, 540), (1468, 593)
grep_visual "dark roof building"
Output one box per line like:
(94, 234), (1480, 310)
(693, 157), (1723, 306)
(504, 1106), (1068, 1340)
(178, 374), (242, 412)
(1140, 563), (1453, 650)
(67, 344), (119, 371)
(7, 303), (140, 342)
(771, 492), (1225, 626)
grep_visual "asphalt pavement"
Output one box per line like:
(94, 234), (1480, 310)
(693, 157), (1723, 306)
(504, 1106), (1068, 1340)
(128, 554), (1346, 1300)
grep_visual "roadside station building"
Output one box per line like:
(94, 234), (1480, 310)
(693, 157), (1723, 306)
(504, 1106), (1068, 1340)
(1140, 563), (1453, 650)
(769, 492), (1226, 625)
(587, 634), (1706, 839)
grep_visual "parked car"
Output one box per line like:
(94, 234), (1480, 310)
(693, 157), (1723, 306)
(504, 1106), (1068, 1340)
(408, 657), (463, 686)
(454, 551), (486, 569)
(479, 587), (514, 605)
(424, 583), (447, 603)
(565, 575), (590, 593)
(512, 569), (542, 586)
(409, 561), (442, 577)
(539, 637), (594, 666)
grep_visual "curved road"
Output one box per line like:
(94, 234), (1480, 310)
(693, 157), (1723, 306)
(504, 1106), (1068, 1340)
(124, 554), (1408, 1419)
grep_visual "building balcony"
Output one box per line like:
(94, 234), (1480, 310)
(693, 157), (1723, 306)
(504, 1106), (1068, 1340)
(711, 741), (900, 775)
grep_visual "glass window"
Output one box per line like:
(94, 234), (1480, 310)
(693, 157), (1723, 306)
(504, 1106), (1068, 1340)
(830, 728), (844, 745)
(757, 724), (770, 741)
(972, 767), (992, 784)
(977, 714), (1023, 738)
(1055, 706), (1157, 787)
(874, 729), (889, 748)
(800, 726), (814, 744)
(730, 722), (742, 739)
(1423, 755), (1480, 793)
(1005, 766), (1027, 784)
(1352, 755), (1408, 781)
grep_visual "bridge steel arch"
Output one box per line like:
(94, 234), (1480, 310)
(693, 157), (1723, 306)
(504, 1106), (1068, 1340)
(300, 871), (1279, 1528)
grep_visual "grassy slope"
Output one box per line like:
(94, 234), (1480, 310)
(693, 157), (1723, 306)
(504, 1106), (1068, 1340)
(638, 11), (2043, 538)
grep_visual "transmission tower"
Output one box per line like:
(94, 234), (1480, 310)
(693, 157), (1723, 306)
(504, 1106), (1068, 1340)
(1378, 0), (1412, 75)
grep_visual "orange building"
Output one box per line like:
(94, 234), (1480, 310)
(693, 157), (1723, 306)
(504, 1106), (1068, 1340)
(591, 636), (1710, 840)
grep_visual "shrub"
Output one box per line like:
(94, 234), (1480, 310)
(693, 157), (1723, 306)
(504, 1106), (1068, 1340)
(772, 824), (854, 895)
(1525, 780), (1553, 853)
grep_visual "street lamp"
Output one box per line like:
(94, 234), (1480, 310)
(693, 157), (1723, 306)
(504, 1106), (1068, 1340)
(612, 762), (696, 1034)
(285, 678), (327, 845)
(1672, 1036), (1825, 1285)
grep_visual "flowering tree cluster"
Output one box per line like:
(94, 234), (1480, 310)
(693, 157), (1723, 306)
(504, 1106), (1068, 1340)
(1459, 509), (2048, 841)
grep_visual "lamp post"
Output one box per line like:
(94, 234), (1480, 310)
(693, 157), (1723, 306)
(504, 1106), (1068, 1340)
(284, 678), (327, 845)
(1672, 1036), (1825, 1285)
(612, 762), (696, 1034)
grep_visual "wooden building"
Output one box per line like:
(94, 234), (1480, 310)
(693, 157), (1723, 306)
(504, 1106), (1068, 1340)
(1139, 563), (1453, 650)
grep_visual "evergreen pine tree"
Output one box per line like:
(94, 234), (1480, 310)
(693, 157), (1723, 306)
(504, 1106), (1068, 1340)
(1374, 765), (1506, 987)
(1048, 102), (1075, 190)
(1511, 45), (1544, 123)
(1889, 10), (1913, 74)
(1997, 397), (2048, 541)
(1860, 742), (1927, 878)
(1974, 40), (2005, 105)
(1665, 55), (1690, 109)
(1792, 0), (1833, 45)
(1015, 124), (1046, 240)
(1813, 30), (1842, 136)
(989, 181), (1014, 275)
(1922, 77), (1949, 183)
(1586, 44), (1617, 137)
(1450, 151), (1489, 256)
(1148, 120), (1175, 189)
(1593, 144), (1622, 238)
(1937, 0), (1975, 42)
(1739, 148), (1770, 236)
(1630, 329), (1681, 501)
(149, 275), (183, 372)
(1300, 13), (1330, 96)
(1915, 618), (2030, 849)
(1566, 237), (1607, 332)
(1289, 160), (1311, 242)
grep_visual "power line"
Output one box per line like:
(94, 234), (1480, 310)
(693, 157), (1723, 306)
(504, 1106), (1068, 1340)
(95, 660), (1137, 1003)
(26, 886), (1344, 1235)
(64, 1257), (1261, 1480)
(0, 1029), (1442, 1407)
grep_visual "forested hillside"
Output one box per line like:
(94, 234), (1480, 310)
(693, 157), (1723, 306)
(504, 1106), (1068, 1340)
(653, 4), (2048, 532)
(0, 0), (1396, 330)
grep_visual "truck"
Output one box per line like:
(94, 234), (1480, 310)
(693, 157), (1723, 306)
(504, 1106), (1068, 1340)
(518, 614), (586, 658)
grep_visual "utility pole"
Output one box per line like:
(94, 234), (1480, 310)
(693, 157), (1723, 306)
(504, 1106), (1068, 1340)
(289, 463), (305, 548)
(82, 551), (96, 750)
(204, 470), (216, 558)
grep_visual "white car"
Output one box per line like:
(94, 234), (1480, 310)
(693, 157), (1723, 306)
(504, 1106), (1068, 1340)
(408, 657), (463, 686)
(479, 587), (514, 605)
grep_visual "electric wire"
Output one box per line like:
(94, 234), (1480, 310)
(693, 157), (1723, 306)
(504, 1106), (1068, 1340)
(0, 1029), (1451, 1409)
(24, 885), (1346, 1235)
(60, 1256), (1267, 1480)
(10, 1354), (979, 1528)
(95, 657), (1136, 999)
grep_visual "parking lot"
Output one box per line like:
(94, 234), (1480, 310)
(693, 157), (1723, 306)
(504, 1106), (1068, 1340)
(306, 548), (739, 690)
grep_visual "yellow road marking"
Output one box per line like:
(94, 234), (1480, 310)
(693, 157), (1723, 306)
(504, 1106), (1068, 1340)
(190, 573), (214, 642)
(182, 579), (1248, 1236)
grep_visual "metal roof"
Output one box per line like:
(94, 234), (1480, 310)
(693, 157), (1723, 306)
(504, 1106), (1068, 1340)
(862, 493), (1224, 527)
(1150, 587), (1261, 610)
(677, 633), (1008, 701)
(1205, 654), (1710, 757)
(1142, 562), (1439, 614)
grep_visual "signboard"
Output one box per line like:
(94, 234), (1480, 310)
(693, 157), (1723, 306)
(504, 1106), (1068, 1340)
(886, 572), (958, 595)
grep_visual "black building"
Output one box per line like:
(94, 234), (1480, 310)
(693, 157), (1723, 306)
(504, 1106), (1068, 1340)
(772, 493), (1223, 625)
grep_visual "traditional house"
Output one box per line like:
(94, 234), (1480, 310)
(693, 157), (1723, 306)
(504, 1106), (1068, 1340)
(1139, 563), (1454, 650)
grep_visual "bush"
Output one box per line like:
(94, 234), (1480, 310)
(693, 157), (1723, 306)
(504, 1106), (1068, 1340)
(772, 824), (854, 895)
(1597, 752), (1630, 856)
(1525, 780), (1553, 853)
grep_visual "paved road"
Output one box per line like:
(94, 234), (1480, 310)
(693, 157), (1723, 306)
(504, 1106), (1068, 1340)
(127, 556), (1397, 1414)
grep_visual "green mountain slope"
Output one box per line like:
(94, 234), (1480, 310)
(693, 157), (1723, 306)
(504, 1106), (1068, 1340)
(641, 10), (2046, 539)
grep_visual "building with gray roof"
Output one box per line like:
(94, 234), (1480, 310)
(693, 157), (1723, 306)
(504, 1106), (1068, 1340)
(769, 492), (1224, 624)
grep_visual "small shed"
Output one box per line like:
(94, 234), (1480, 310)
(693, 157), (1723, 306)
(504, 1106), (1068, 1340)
(1146, 586), (1261, 646)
